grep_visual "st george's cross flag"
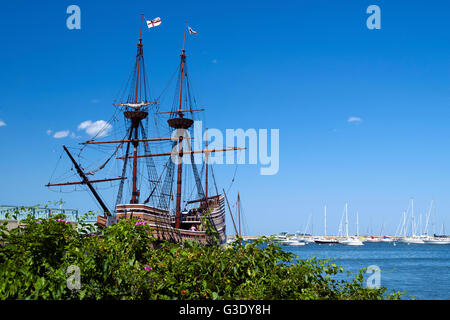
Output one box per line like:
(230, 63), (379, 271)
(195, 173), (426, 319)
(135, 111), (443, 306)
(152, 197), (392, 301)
(188, 26), (198, 34)
(146, 17), (162, 28)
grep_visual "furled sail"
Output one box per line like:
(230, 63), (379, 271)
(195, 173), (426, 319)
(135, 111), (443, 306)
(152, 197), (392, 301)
(113, 102), (155, 109)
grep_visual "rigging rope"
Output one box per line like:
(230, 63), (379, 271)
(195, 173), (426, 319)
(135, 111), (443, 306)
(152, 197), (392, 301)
(85, 143), (122, 176)
(48, 150), (64, 184)
(210, 164), (219, 196)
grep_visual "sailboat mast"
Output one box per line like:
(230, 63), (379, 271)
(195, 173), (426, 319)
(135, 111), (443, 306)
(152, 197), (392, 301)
(345, 202), (349, 237)
(419, 213), (422, 236)
(411, 198), (415, 236)
(356, 211), (359, 237)
(403, 210), (407, 238)
(205, 129), (209, 207)
(425, 199), (433, 236)
(324, 204), (327, 237)
(238, 192), (241, 237)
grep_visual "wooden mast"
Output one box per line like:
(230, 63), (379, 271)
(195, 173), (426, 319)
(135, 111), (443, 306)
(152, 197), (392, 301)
(130, 14), (146, 204)
(163, 22), (245, 229)
(175, 134), (184, 228)
(172, 22), (189, 229)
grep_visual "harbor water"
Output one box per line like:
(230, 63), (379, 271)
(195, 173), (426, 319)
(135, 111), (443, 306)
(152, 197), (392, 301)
(282, 241), (450, 300)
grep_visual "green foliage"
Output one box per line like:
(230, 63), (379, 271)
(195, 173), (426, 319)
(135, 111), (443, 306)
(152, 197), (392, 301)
(0, 212), (403, 300)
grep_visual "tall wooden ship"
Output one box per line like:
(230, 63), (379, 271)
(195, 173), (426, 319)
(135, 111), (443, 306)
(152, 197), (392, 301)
(46, 17), (243, 245)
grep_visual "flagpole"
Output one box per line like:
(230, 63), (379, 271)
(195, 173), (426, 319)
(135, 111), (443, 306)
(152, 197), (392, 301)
(135, 14), (144, 104)
(182, 21), (187, 53)
(139, 13), (144, 40)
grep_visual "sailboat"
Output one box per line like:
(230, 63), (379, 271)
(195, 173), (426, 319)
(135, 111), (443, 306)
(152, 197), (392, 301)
(314, 205), (338, 244)
(423, 223), (450, 244)
(364, 218), (381, 242)
(423, 237), (450, 245)
(419, 200), (450, 244)
(399, 199), (424, 244)
(45, 18), (243, 245)
(297, 211), (314, 244)
(338, 203), (364, 246)
(284, 234), (307, 246)
(379, 219), (393, 242)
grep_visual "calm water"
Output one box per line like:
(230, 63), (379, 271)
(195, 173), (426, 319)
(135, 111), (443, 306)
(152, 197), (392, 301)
(282, 242), (450, 300)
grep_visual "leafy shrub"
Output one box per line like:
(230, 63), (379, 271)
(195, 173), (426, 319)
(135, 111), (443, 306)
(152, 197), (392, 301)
(0, 213), (402, 300)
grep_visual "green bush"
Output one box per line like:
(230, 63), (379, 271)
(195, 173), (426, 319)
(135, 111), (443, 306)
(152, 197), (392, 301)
(0, 213), (402, 300)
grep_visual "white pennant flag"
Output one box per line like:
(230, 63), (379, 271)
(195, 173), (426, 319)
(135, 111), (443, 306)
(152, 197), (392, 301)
(146, 17), (162, 28)
(188, 26), (198, 35)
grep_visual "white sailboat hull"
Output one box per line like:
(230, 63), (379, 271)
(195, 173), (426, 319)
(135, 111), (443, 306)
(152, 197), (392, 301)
(281, 239), (306, 246)
(398, 237), (424, 244)
(365, 238), (382, 243)
(423, 238), (450, 245)
(287, 241), (306, 246)
(338, 238), (364, 246)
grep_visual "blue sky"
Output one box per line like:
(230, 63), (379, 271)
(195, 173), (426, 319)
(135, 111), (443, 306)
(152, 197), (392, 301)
(1, 0), (450, 235)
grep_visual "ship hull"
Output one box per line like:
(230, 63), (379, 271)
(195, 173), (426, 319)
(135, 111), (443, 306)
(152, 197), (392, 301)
(314, 239), (339, 244)
(97, 195), (226, 245)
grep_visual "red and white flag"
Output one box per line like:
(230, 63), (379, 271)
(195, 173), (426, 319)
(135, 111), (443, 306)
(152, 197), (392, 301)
(146, 17), (161, 28)
(188, 26), (198, 34)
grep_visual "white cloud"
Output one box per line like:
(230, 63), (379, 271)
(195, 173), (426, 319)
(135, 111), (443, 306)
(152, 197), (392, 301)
(77, 120), (91, 130)
(0, 119), (6, 127)
(53, 130), (70, 139)
(46, 129), (52, 135)
(347, 116), (362, 123)
(211, 59), (217, 64)
(77, 120), (112, 138)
